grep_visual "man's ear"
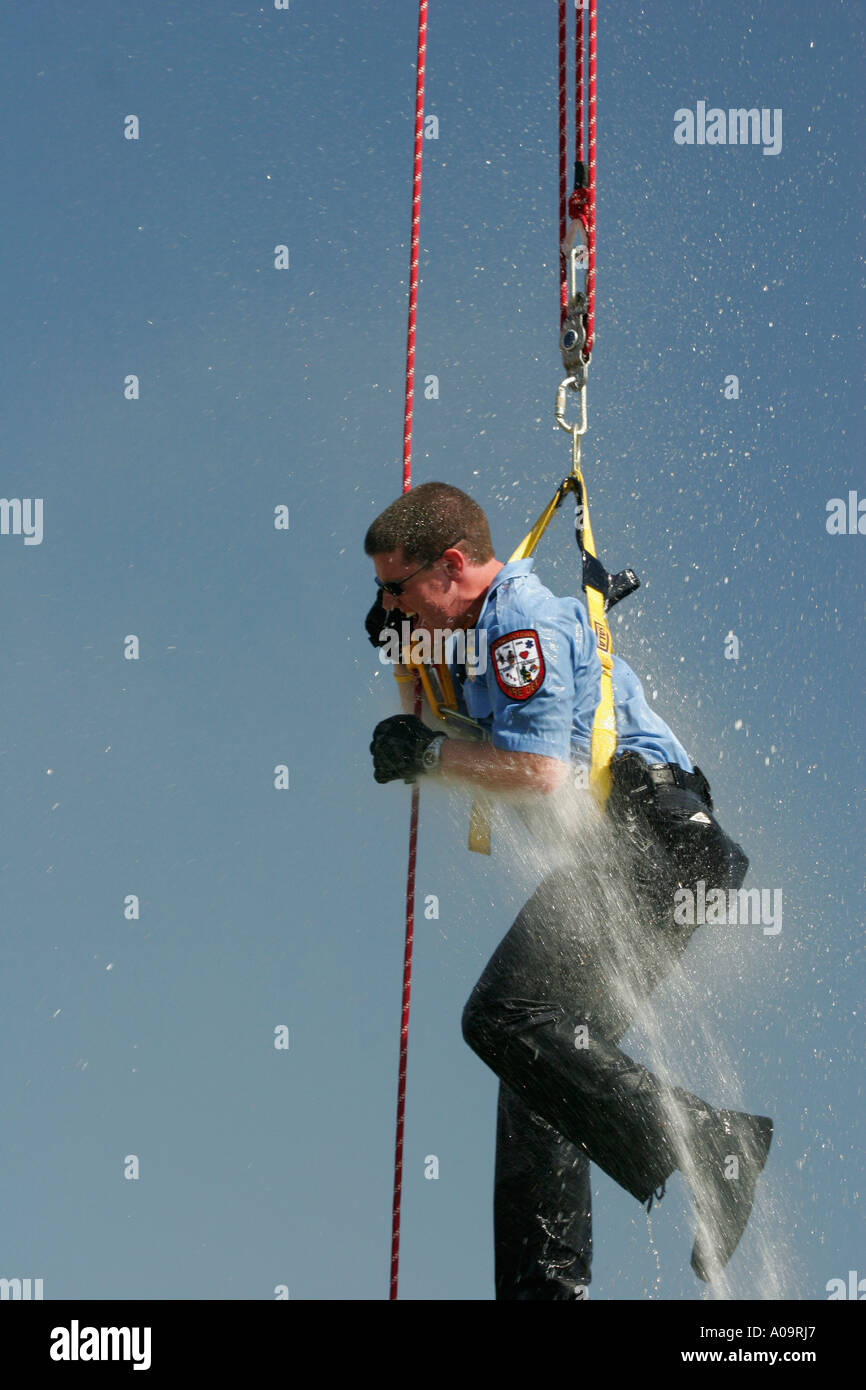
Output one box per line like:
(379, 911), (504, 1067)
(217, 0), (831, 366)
(443, 546), (467, 579)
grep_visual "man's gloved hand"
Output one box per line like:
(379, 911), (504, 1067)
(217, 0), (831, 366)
(365, 595), (402, 649)
(370, 714), (447, 784)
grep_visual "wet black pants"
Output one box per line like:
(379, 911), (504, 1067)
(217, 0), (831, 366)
(461, 767), (749, 1300)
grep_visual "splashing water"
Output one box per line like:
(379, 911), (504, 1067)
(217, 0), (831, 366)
(447, 769), (794, 1300)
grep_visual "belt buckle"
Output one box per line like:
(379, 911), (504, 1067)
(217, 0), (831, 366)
(647, 763), (674, 788)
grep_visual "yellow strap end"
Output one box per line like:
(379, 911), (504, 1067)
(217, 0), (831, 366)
(468, 800), (491, 855)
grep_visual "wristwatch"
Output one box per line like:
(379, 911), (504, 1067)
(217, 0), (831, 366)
(421, 733), (447, 772)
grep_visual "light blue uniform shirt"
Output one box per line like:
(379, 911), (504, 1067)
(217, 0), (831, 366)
(450, 559), (694, 772)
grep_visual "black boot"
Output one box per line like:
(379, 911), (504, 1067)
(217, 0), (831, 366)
(678, 1102), (774, 1281)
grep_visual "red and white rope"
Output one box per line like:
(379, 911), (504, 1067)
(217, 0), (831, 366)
(391, 0), (427, 1303)
(561, 0), (597, 359)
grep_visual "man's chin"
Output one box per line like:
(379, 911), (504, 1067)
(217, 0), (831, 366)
(400, 609), (459, 631)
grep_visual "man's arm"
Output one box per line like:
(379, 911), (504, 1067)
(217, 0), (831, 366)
(371, 610), (571, 794)
(438, 737), (568, 794)
(370, 713), (569, 793)
(392, 641), (553, 762)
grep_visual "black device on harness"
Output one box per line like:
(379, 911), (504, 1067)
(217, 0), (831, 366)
(608, 750), (714, 811)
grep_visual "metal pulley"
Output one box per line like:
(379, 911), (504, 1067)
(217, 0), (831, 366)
(561, 291), (589, 378)
(560, 294), (588, 378)
(560, 208), (590, 380)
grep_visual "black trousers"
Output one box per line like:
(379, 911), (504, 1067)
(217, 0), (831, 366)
(461, 757), (749, 1300)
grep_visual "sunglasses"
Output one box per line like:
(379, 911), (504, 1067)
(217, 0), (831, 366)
(374, 538), (464, 598)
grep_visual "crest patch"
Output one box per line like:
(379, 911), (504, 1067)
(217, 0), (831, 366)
(491, 630), (545, 701)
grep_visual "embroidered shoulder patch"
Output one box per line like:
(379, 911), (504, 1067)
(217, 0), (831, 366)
(491, 629), (545, 701)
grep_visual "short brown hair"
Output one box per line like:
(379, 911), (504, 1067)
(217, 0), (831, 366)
(364, 482), (493, 565)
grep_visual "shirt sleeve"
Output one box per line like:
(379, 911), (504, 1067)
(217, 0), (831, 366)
(483, 596), (577, 762)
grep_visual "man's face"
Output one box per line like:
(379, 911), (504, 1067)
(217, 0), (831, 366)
(372, 548), (464, 631)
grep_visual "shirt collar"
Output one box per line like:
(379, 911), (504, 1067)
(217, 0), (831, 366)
(478, 558), (535, 619)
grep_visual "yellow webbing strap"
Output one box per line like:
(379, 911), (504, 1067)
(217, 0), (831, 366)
(508, 483), (569, 561)
(508, 472), (618, 809)
(400, 657), (457, 721)
(569, 482), (617, 808)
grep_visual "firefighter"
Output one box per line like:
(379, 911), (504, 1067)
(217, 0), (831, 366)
(366, 481), (773, 1299)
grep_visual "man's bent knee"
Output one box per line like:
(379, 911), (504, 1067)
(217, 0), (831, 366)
(462, 990), (566, 1066)
(461, 990), (492, 1060)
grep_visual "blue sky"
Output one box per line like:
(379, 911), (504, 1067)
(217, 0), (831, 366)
(0, 1), (862, 1300)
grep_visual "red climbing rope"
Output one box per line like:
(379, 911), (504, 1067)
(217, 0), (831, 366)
(585, 0), (597, 358)
(558, 1), (568, 326)
(391, 0), (427, 1303)
(402, 3), (428, 494)
(560, 0), (597, 359)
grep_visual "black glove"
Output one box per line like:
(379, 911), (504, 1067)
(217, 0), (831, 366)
(370, 714), (447, 784)
(365, 595), (402, 649)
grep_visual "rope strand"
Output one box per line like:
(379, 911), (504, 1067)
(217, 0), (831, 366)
(562, 1), (597, 359)
(558, 0), (568, 326)
(402, 2), (427, 495)
(391, 0), (428, 1303)
(585, 0), (597, 357)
